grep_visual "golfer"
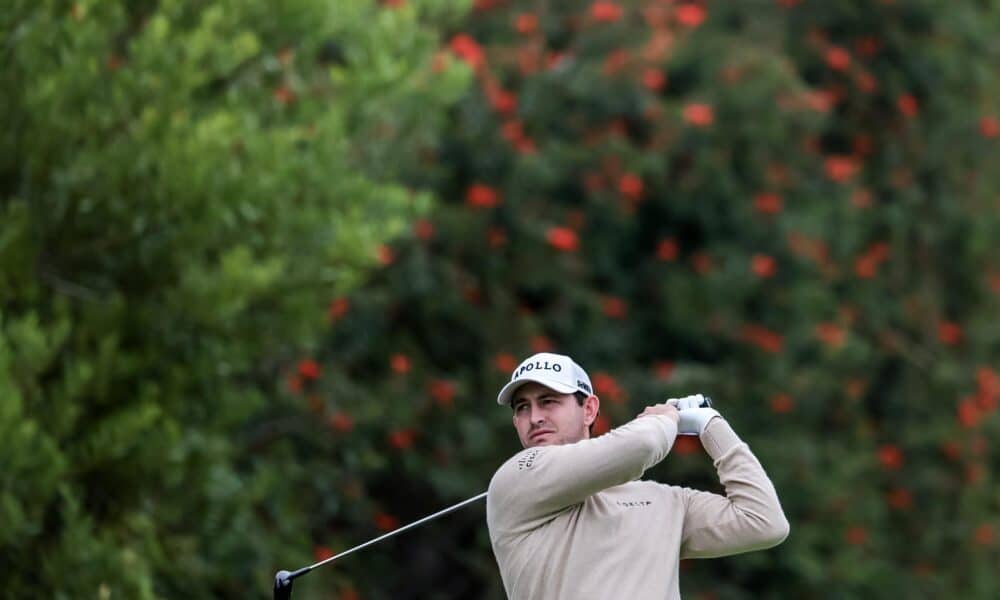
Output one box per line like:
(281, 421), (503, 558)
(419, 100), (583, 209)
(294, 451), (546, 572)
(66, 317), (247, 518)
(486, 352), (789, 600)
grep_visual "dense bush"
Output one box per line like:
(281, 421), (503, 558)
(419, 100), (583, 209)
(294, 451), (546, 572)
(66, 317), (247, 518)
(296, 1), (999, 598)
(0, 1), (468, 597)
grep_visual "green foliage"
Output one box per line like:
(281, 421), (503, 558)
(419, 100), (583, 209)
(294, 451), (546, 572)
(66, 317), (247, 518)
(1, 0), (469, 597)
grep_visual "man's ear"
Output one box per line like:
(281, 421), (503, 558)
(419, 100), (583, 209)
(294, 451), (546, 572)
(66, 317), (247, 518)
(584, 394), (600, 426)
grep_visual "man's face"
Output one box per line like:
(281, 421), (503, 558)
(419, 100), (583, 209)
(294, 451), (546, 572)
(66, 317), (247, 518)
(510, 382), (599, 448)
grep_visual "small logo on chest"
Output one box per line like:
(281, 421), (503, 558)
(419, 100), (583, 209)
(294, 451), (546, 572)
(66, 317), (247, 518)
(616, 500), (653, 508)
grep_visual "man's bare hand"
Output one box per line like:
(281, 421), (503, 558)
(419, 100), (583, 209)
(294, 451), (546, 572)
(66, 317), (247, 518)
(638, 402), (680, 424)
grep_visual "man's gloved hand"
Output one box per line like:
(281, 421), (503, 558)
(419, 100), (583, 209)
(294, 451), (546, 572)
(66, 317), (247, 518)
(666, 394), (720, 436)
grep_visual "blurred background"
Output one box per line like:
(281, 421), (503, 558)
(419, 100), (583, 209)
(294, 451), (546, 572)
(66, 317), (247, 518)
(2, 0), (998, 598)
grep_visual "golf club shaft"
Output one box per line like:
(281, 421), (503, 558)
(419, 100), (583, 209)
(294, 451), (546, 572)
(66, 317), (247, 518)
(287, 491), (488, 582)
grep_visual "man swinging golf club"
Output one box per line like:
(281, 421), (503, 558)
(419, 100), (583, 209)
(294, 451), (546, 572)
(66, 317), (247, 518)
(487, 352), (789, 600)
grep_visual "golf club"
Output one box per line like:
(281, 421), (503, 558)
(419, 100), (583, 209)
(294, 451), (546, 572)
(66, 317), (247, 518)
(274, 492), (488, 599)
(273, 395), (712, 598)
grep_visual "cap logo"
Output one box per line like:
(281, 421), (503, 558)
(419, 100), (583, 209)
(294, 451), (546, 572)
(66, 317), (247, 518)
(513, 360), (562, 381)
(577, 381), (591, 393)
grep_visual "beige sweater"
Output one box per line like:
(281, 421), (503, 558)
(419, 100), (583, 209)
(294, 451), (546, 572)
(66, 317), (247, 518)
(486, 416), (789, 600)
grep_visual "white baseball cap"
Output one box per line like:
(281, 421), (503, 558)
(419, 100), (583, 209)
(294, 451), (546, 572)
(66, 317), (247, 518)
(496, 352), (594, 406)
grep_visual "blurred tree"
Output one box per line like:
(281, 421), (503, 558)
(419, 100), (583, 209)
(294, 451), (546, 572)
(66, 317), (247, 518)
(0, 0), (470, 597)
(302, 0), (999, 598)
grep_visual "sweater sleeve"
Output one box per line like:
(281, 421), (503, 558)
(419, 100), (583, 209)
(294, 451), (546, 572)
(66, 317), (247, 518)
(679, 418), (790, 558)
(487, 415), (678, 536)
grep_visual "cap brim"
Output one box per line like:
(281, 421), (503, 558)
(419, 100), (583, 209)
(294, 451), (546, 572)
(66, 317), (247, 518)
(496, 376), (579, 405)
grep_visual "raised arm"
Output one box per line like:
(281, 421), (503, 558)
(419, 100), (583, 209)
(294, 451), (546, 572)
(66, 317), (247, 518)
(679, 418), (790, 558)
(488, 411), (678, 535)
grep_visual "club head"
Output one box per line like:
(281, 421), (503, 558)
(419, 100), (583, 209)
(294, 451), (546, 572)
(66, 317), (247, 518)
(274, 570), (294, 600)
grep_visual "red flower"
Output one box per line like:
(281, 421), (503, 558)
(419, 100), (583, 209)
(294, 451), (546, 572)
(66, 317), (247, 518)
(824, 46), (851, 71)
(656, 238), (679, 261)
(977, 367), (999, 411)
(845, 526), (868, 546)
(770, 394), (794, 414)
(592, 414), (611, 436)
(428, 379), (456, 408)
(298, 359), (321, 380)
(286, 374), (303, 394)
(514, 136), (537, 154)
(488, 227), (508, 248)
(824, 156), (859, 182)
(546, 227), (580, 252)
(413, 219), (435, 241)
(851, 188), (873, 208)
(750, 254), (777, 278)
(603, 49), (629, 75)
(854, 242), (889, 278)
(753, 192), (782, 214)
(388, 428), (416, 450)
(855, 71), (878, 93)
(675, 4), (707, 28)
(886, 488), (913, 511)
(980, 116), (1000, 138)
(591, 1), (623, 23)
(466, 183), (501, 208)
(618, 173), (644, 199)
(642, 68), (666, 91)
(489, 88), (518, 116)
(691, 251), (713, 274)
(329, 298), (351, 322)
(376, 244), (395, 265)
(683, 103), (714, 127)
(530, 335), (553, 352)
(673, 435), (701, 455)
(313, 545), (335, 562)
(938, 321), (962, 345)
(373, 511), (400, 532)
(592, 372), (625, 403)
(501, 120), (524, 144)
(958, 397), (981, 429)
(390, 354), (411, 374)
(494, 352), (517, 373)
(877, 444), (903, 470)
(273, 86), (295, 104)
(653, 361), (675, 381)
(449, 34), (485, 70)
(514, 13), (538, 35)
(974, 523), (994, 546)
(897, 93), (919, 118)
(329, 412), (354, 433)
(740, 325), (784, 353)
(601, 296), (628, 319)
(815, 322), (846, 348)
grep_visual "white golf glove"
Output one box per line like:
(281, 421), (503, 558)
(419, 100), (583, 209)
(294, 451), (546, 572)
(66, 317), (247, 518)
(667, 394), (720, 436)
